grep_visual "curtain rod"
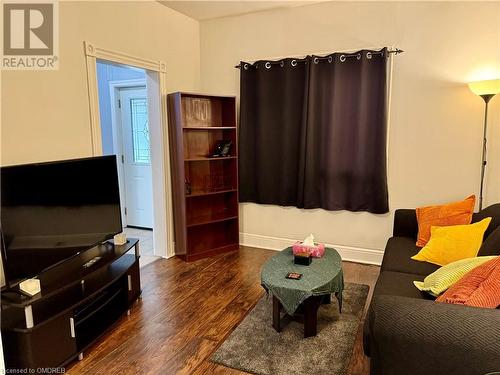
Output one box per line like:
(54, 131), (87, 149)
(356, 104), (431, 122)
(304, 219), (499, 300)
(234, 48), (404, 69)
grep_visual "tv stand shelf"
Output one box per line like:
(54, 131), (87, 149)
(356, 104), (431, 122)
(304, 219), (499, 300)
(1, 238), (141, 370)
(2, 239), (139, 307)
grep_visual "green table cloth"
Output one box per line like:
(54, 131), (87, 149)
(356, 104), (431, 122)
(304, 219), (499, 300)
(261, 247), (344, 315)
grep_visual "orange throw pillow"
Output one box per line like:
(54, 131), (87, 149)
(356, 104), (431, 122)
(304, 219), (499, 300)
(416, 195), (475, 247)
(436, 256), (500, 308)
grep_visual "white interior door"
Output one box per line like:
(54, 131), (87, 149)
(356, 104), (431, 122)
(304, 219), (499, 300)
(119, 87), (154, 229)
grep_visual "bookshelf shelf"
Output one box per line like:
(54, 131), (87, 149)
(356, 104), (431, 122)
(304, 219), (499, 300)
(184, 156), (237, 162)
(187, 214), (238, 228)
(186, 189), (237, 198)
(183, 126), (236, 130)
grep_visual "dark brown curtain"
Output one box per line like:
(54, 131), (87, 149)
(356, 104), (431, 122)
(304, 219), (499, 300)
(239, 58), (309, 206)
(239, 48), (389, 213)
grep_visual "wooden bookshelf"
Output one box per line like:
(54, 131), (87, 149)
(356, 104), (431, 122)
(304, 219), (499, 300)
(167, 93), (239, 261)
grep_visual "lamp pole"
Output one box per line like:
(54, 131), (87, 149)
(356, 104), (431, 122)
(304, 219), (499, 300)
(469, 79), (500, 211)
(478, 94), (494, 211)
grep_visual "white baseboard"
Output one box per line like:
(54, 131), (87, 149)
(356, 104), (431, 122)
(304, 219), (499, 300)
(240, 232), (384, 266)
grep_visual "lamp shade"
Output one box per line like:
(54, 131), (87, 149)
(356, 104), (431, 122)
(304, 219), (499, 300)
(468, 79), (500, 96)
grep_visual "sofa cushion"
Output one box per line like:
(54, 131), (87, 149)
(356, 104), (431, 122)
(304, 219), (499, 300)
(414, 256), (496, 297)
(436, 256), (500, 308)
(381, 237), (440, 276)
(472, 203), (500, 238)
(415, 195), (475, 247)
(478, 226), (500, 256)
(411, 218), (492, 266)
(372, 271), (432, 300)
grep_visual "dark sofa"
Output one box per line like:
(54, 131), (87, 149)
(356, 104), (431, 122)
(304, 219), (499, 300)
(364, 203), (500, 375)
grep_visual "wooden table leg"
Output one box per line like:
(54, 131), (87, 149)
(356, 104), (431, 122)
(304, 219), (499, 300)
(322, 294), (331, 304)
(272, 295), (281, 332)
(303, 296), (322, 338)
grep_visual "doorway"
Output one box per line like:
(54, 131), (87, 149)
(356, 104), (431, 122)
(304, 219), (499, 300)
(84, 42), (174, 262)
(96, 61), (156, 265)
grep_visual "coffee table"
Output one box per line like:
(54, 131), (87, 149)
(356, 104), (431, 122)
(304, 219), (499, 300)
(261, 247), (344, 338)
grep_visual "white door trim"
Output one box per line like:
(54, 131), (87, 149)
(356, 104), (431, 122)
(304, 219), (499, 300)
(84, 41), (174, 259)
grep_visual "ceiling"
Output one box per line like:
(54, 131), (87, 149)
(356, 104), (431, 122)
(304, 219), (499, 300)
(159, 1), (322, 21)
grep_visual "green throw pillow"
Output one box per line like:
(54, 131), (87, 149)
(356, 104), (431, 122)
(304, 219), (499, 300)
(414, 256), (496, 297)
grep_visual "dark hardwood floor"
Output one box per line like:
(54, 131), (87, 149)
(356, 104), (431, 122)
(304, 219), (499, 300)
(67, 246), (380, 375)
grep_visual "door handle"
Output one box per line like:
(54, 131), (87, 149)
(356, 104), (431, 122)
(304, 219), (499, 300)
(128, 275), (132, 291)
(70, 317), (76, 338)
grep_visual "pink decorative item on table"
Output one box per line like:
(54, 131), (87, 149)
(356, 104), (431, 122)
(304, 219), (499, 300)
(292, 234), (325, 258)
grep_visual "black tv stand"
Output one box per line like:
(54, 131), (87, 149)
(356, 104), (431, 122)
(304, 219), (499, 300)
(1, 238), (141, 370)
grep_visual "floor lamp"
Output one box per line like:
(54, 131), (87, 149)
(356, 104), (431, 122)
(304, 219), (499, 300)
(468, 79), (500, 210)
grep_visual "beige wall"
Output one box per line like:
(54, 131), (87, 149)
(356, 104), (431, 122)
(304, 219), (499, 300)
(0, 1), (200, 285)
(1, 1), (200, 166)
(200, 1), (500, 255)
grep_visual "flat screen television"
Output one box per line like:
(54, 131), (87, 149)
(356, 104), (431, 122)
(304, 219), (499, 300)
(1, 156), (122, 287)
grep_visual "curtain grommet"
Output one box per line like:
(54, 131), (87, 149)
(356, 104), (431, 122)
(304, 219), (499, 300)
(313, 57), (319, 64)
(280, 61), (284, 67)
(328, 56), (333, 63)
(356, 53), (361, 60)
(243, 63), (249, 70)
(265, 62), (271, 69)
(340, 55), (346, 63)
(366, 52), (372, 59)
(291, 59), (297, 67)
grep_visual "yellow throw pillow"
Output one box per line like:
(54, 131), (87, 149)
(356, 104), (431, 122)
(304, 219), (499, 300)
(411, 217), (492, 266)
(414, 256), (496, 297)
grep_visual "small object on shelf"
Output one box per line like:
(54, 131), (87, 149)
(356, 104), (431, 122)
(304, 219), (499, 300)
(185, 179), (192, 195)
(82, 256), (102, 269)
(211, 140), (232, 157)
(185, 98), (211, 123)
(114, 232), (127, 245)
(19, 278), (41, 297)
(293, 234), (325, 258)
(294, 252), (312, 266)
(286, 272), (303, 280)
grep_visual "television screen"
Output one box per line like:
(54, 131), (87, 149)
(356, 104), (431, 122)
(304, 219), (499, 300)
(1, 156), (122, 285)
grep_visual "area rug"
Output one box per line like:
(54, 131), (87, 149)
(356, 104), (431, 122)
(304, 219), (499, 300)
(211, 282), (369, 375)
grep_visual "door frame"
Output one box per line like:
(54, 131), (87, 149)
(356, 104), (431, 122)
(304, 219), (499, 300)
(109, 80), (147, 227)
(84, 41), (174, 258)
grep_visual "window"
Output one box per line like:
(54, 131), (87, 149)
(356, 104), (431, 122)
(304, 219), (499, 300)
(130, 98), (150, 164)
